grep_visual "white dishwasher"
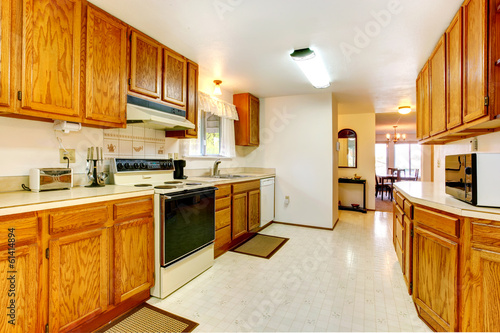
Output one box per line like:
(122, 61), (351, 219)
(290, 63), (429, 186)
(260, 177), (275, 227)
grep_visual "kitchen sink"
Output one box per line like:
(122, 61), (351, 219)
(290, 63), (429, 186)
(201, 174), (250, 179)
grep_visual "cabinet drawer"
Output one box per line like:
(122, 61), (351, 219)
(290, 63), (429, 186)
(215, 208), (231, 230)
(216, 184), (231, 198)
(215, 225), (231, 249)
(471, 222), (500, 248)
(395, 204), (404, 224)
(232, 180), (260, 194)
(216, 197), (231, 211)
(0, 213), (38, 247)
(404, 200), (414, 219)
(113, 197), (153, 220)
(395, 191), (405, 209)
(414, 206), (459, 238)
(49, 204), (108, 234)
(395, 215), (404, 250)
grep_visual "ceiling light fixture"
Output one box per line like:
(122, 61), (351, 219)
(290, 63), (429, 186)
(398, 106), (411, 114)
(213, 80), (222, 95)
(290, 48), (330, 89)
(386, 125), (406, 144)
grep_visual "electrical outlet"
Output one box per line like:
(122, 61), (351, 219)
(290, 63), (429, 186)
(284, 196), (290, 205)
(59, 149), (76, 163)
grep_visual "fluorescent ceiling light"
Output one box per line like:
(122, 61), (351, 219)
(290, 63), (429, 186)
(398, 106), (411, 114)
(290, 48), (330, 89)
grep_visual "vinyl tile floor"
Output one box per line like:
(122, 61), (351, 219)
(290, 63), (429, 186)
(148, 211), (431, 332)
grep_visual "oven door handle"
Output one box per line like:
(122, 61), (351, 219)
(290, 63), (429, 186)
(163, 187), (218, 200)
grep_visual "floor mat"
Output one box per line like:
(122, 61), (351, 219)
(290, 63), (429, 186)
(230, 233), (289, 259)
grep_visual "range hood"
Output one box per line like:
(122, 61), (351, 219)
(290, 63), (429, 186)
(126, 95), (195, 131)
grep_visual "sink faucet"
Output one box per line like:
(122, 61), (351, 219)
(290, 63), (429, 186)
(212, 159), (221, 176)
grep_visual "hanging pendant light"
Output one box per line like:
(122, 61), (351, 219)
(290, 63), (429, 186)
(386, 125), (406, 143)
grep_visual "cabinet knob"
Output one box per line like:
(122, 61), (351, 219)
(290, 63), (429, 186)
(495, 59), (500, 66)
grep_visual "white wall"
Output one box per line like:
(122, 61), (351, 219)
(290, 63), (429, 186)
(338, 105), (376, 210)
(434, 132), (500, 188)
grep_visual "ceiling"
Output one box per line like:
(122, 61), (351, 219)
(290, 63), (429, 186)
(90, 0), (462, 133)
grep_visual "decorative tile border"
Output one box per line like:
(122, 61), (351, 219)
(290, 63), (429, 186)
(103, 124), (166, 158)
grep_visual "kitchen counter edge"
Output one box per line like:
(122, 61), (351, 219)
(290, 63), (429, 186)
(394, 181), (500, 222)
(188, 173), (275, 185)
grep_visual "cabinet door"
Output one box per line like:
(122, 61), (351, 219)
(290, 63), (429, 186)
(417, 63), (431, 139)
(463, 0), (488, 123)
(0, 244), (38, 332)
(49, 228), (108, 333)
(129, 30), (162, 99)
(446, 9), (463, 130)
(429, 36), (447, 136)
(232, 192), (247, 239)
(403, 216), (413, 294)
(85, 5), (127, 126)
(249, 94), (260, 145)
(0, 0), (12, 108)
(413, 226), (458, 332)
(21, 0), (82, 118)
(248, 189), (260, 231)
(113, 217), (153, 304)
(416, 72), (423, 140)
(185, 61), (198, 138)
(162, 48), (186, 107)
(470, 247), (500, 332)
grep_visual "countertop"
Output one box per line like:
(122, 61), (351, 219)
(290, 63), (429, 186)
(0, 185), (154, 216)
(395, 181), (500, 221)
(188, 173), (275, 185)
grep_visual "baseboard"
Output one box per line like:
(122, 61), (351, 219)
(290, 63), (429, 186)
(271, 220), (334, 231)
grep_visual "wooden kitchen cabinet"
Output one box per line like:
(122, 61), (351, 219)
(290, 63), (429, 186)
(84, 4), (127, 127)
(232, 192), (248, 239)
(0, 0), (12, 110)
(0, 212), (39, 332)
(413, 206), (461, 332)
(214, 184), (231, 256)
(429, 35), (447, 136)
(233, 93), (260, 146)
(49, 227), (109, 333)
(416, 63), (430, 140)
(162, 47), (187, 108)
(19, 0), (82, 120)
(469, 220), (500, 332)
(129, 29), (162, 99)
(166, 60), (199, 139)
(113, 216), (153, 304)
(248, 189), (260, 231)
(446, 8), (463, 130)
(463, 0), (488, 123)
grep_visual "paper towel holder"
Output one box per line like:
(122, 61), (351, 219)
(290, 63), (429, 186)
(53, 120), (82, 133)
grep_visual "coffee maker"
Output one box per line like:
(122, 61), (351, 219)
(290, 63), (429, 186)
(173, 159), (187, 179)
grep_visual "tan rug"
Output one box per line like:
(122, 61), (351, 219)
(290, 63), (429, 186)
(231, 234), (289, 259)
(97, 303), (198, 333)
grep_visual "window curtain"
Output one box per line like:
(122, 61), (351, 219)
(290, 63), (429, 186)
(180, 92), (238, 157)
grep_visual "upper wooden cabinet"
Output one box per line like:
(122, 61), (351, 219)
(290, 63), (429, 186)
(416, 63), (430, 140)
(429, 36), (447, 136)
(463, 0), (488, 123)
(0, 0), (12, 109)
(20, 0), (82, 119)
(446, 9), (463, 130)
(129, 29), (162, 99)
(162, 48), (187, 107)
(234, 93), (260, 146)
(84, 5), (127, 127)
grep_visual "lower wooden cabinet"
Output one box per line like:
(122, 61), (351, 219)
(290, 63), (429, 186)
(232, 192), (248, 239)
(0, 195), (154, 333)
(49, 228), (109, 332)
(248, 189), (260, 231)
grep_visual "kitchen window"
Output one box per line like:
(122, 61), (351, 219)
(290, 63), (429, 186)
(202, 112), (221, 156)
(375, 143), (388, 175)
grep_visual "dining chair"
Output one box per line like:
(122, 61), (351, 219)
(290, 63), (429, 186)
(414, 169), (419, 181)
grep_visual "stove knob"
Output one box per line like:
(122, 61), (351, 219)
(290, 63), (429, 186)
(140, 162), (147, 169)
(167, 161), (173, 169)
(116, 163), (123, 170)
(124, 163), (130, 169)
(133, 162), (139, 169)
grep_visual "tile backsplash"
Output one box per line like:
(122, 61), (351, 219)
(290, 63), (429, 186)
(103, 125), (167, 159)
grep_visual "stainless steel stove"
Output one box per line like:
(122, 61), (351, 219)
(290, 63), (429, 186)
(110, 158), (216, 299)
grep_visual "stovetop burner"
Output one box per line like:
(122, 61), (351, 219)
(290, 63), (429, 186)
(154, 185), (178, 189)
(134, 184), (153, 187)
(164, 181), (183, 184)
(186, 182), (202, 185)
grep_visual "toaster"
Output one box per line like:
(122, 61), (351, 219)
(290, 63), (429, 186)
(29, 168), (73, 192)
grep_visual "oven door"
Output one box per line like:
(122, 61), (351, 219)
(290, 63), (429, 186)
(160, 188), (216, 267)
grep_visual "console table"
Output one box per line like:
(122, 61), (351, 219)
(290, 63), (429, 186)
(338, 178), (367, 213)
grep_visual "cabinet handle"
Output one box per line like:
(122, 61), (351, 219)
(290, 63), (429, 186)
(495, 59), (500, 66)
(497, 3), (500, 12)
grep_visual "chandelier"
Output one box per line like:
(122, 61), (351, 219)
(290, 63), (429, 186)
(386, 125), (406, 143)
